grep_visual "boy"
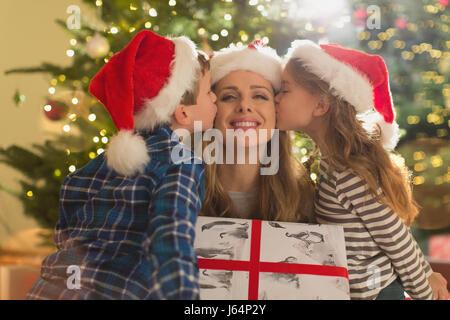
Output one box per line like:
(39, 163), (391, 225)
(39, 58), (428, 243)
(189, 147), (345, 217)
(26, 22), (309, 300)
(27, 30), (217, 300)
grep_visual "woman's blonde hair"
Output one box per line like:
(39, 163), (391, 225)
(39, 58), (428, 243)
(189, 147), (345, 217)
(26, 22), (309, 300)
(198, 130), (315, 223)
(286, 59), (420, 226)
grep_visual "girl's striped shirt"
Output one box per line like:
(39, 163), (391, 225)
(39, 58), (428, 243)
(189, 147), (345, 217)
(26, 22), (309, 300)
(314, 158), (433, 300)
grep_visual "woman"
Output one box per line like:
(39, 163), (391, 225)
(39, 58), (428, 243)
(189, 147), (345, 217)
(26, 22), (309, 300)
(199, 41), (314, 223)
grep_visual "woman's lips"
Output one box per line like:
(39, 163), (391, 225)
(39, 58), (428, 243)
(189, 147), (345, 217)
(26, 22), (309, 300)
(229, 119), (261, 131)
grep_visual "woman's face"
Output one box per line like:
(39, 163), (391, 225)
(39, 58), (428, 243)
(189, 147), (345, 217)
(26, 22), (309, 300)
(275, 68), (321, 132)
(214, 70), (276, 147)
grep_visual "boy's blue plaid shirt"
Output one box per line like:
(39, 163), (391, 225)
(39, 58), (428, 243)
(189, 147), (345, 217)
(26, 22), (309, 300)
(27, 125), (205, 300)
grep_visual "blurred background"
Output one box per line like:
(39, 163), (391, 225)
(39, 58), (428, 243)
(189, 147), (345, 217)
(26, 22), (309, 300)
(0, 0), (448, 299)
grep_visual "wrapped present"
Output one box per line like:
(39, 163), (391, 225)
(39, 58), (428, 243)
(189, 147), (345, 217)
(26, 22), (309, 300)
(194, 216), (350, 300)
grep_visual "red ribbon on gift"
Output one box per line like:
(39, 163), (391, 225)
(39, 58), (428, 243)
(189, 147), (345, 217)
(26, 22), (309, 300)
(198, 219), (349, 300)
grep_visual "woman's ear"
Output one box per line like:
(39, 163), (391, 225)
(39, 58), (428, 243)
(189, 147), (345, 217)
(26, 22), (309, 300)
(173, 104), (191, 126)
(313, 96), (330, 117)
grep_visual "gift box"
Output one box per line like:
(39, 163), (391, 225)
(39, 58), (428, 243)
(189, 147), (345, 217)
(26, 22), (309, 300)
(194, 216), (350, 300)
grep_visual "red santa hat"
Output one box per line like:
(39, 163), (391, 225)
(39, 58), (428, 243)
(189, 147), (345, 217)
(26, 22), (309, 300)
(88, 30), (201, 176)
(285, 40), (400, 150)
(210, 40), (282, 91)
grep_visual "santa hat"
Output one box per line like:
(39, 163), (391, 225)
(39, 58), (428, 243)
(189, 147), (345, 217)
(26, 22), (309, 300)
(88, 30), (201, 176)
(285, 40), (400, 150)
(210, 40), (282, 91)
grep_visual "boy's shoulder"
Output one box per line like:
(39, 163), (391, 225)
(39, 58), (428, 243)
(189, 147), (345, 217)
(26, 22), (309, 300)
(142, 125), (204, 168)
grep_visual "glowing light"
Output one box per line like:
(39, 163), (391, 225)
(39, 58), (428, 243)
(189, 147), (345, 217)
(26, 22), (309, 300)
(27, 191), (33, 197)
(413, 151), (426, 161)
(69, 165), (76, 173)
(145, 22), (152, 28)
(149, 8), (157, 17)
(110, 27), (118, 34)
(54, 169), (61, 177)
(100, 129), (107, 136)
(169, 0), (176, 6)
(211, 34), (219, 41)
(95, 0), (102, 6)
(413, 176), (425, 185)
(224, 14), (232, 21)
(63, 125), (71, 132)
(93, 136), (100, 143)
(431, 155), (443, 167)
(88, 113), (96, 121)
(198, 28), (206, 35)
(72, 97), (79, 104)
(249, 0), (258, 5)
(101, 137), (109, 144)
(70, 39), (77, 46)
(44, 104), (52, 112)
(97, 148), (105, 155)
(310, 173), (317, 181)
(220, 29), (229, 37)
(89, 152), (96, 159)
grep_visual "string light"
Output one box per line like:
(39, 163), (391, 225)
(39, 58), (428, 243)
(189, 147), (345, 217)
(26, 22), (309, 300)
(145, 22), (152, 28)
(63, 125), (71, 132)
(110, 27), (118, 34)
(93, 136), (100, 143)
(48, 87), (55, 94)
(43, 104), (52, 112)
(69, 165), (76, 173)
(88, 113), (96, 121)
(149, 8), (157, 17)
(97, 148), (105, 155)
(72, 97), (79, 104)
(169, 0), (176, 6)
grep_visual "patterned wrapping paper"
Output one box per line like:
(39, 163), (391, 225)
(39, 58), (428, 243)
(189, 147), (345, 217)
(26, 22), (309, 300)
(194, 216), (350, 300)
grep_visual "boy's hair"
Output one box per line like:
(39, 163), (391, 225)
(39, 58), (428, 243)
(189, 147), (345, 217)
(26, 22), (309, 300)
(286, 58), (420, 226)
(180, 50), (210, 105)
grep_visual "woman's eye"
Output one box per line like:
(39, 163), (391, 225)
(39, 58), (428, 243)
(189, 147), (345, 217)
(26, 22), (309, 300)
(220, 95), (236, 102)
(254, 94), (269, 100)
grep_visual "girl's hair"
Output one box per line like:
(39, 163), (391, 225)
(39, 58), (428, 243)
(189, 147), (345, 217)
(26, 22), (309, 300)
(199, 130), (315, 223)
(285, 58), (420, 226)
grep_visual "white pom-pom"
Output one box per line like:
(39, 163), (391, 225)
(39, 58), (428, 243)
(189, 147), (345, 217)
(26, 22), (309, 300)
(105, 130), (150, 176)
(362, 112), (400, 151)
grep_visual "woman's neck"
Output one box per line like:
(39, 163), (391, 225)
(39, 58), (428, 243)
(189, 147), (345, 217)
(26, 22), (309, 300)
(217, 163), (260, 192)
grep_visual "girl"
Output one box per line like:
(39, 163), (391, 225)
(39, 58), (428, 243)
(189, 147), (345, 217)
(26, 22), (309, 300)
(275, 40), (448, 300)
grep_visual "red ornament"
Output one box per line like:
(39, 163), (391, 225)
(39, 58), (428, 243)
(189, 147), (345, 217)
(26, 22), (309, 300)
(43, 100), (68, 121)
(395, 18), (408, 29)
(353, 9), (367, 19)
(438, 0), (448, 7)
(352, 9), (367, 27)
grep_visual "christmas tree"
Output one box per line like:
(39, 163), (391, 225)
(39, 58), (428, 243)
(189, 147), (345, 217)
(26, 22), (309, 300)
(1, 0), (448, 246)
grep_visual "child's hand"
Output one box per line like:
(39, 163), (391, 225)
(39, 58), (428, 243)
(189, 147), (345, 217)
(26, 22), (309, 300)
(428, 272), (449, 300)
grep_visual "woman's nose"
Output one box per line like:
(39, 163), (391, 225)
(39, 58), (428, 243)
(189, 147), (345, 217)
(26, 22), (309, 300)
(237, 97), (253, 113)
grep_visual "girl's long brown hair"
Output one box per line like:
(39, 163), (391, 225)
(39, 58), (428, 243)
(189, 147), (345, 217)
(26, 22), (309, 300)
(286, 59), (420, 226)
(198, 130), (315, 223)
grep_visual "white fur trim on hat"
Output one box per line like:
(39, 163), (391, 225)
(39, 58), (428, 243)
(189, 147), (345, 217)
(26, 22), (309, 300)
(285, 40), (373, 113)
(211, 44), (282, 91)
(134, 36), (200, 132)
(105, 130), (150, 176)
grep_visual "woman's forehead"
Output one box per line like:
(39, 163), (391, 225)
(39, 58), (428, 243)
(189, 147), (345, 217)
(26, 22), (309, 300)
(216, 70), (272, 90)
